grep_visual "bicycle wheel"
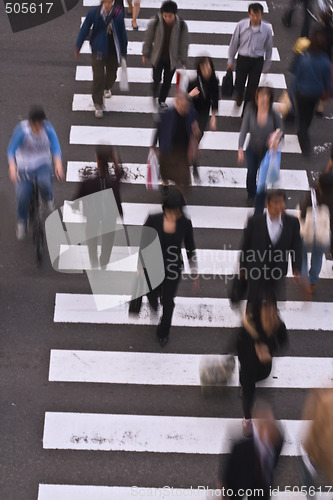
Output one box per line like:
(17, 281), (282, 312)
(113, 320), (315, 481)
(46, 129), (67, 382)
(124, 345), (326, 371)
(30, 181), (44, 264)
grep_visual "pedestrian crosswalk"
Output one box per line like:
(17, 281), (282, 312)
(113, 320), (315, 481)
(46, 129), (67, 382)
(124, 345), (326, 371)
(38, 0), (333, 498)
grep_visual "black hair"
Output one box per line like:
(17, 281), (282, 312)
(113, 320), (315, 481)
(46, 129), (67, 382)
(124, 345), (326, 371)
(162, 187), (185, 212)
(248, 2), (264, 13)
(28, 105), (46, 122)
(160, 0), (177, 14)
(266, 189), (286, 203)
(196, 56), (216, 78)
(252, 86), (274, 109)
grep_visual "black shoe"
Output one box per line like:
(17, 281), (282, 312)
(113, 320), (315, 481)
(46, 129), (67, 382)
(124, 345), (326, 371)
(247, 197), (255, 207)
(159, 336), (169, 347)
(159, 102), (168, 109)
(315, 110), (323, 118)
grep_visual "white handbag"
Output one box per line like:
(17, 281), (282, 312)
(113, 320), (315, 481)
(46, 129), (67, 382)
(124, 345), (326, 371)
(300, 188), (331, 249)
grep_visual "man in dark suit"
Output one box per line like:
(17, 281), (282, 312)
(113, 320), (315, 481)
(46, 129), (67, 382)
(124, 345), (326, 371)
(218, 401), (284, 500)
(239, 189), (302, 304)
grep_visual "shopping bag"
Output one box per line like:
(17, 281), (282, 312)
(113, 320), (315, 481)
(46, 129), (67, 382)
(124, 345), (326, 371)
(257, 150), (281, 193)
(119, 58), (129, 92)
(176, 69), (190, 93)
(146, 149), (160, 190)
(221, 69), (234, 97)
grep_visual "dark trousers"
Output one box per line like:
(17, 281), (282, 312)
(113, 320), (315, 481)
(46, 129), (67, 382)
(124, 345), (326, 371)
(91, 46), (118, 107)
(238, 332), (272, 419)
(246, 146), (266, 200)
(295, 92), (318, 156)
(86, 220), (116, 268)
(235, 55), (264, 105)
(152, 60), (175, 104)
(153, 273), (181, 339)
(282, 0), (311, 37)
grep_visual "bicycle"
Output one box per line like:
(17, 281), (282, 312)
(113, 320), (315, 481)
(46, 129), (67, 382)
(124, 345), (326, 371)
(28, 178), (44, 264)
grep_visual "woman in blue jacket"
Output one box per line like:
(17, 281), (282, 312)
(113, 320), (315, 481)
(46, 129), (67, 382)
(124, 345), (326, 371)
(292, 31), (331, 156)
(75, 0), (127, 118)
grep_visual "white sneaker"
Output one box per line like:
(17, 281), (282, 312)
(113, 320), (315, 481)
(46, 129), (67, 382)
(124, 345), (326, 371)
(104, 89), (112, 98)
(16, 222), (26, 240)
(95, 106), (103, 118)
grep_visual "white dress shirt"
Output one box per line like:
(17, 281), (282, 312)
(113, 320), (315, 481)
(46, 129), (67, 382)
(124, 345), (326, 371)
(266, 211), (283, 245)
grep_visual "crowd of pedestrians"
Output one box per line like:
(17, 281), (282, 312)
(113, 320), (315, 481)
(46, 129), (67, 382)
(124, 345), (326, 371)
(7, 0), (333, 494)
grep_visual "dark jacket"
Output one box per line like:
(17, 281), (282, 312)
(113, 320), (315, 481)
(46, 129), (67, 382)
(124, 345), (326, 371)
(152, 105), (197, 154)
(219, 432), (283, 500)
(188, 74), (219, 131)
(144, 212), (195, 276)
(292, 50), (331, 98)
(240, 212), (302, 302)
(76, 4), (127, 61)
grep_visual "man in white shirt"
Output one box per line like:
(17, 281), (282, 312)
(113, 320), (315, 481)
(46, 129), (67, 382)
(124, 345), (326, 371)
(227, 3), (273, 107)
(239, 190), (302, 304)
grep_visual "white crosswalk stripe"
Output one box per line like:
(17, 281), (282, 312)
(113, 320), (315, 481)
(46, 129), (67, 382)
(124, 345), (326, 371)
(83, 0), (269, 12)
(75, 66), (287, 88)
(69, 126), (301, 153)
(53, 294), (333, 331)
(66, 161), (308, 189)
(49, 350), (333, 388)
(37, 485), (333, 500)
(39, 0), (333, 496)
(80, 40), (281, 60)
(43, 411), (304, 454)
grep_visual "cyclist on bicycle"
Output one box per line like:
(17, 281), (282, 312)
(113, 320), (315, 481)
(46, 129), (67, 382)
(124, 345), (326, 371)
(7, 105), (64, 239)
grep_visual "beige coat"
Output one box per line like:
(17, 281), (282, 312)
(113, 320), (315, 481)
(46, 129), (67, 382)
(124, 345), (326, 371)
(303, 389), (333, 485)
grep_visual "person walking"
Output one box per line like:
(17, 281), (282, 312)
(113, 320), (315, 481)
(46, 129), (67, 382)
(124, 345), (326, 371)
(299, 173), (333, 295)
(292, 30), (331, 156)
(239, 189), (302, 305)
(142, 0), (189, 108)
(7, 105), (64, 240)
(75, 0), (128, 118)
(151, 91), (199, 196)
(74, 145), (124, 269)
(227, 3), (273, 108)
(218, 400), (284, 500)
(238, 86), (283, 207)
(281, 0), (312, 38)
(143, 188), (198, 347)
(126, 0), (140, 30)
(237, 301), (288, 436)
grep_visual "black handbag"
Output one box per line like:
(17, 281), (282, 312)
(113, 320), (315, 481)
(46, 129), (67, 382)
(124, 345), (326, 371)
(221, 69), (234, 97)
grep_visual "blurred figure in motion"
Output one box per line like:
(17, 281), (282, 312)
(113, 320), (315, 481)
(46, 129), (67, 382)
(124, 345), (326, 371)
(7, 105), (64, 240)
(218, 400), (283, 500)
(239, 189), (302, 305)
(142, 0), (189, 108)
(151, 91), (200, 197)
(238, 300), (288, 436)
(299, 172), (333, 294)
(74, 145), (124, 268)
(281, 0), (312, 37)
(299, 389), (333, 491)
(188, 56), (219, 181)
(75, 0), (128, 118)
(291, 30), (331, 156)
(238, 86), (283, 207)
(143, 187), (198, 347)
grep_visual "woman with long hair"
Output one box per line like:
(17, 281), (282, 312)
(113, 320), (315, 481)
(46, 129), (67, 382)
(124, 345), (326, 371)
(238, 86), (283, 207)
